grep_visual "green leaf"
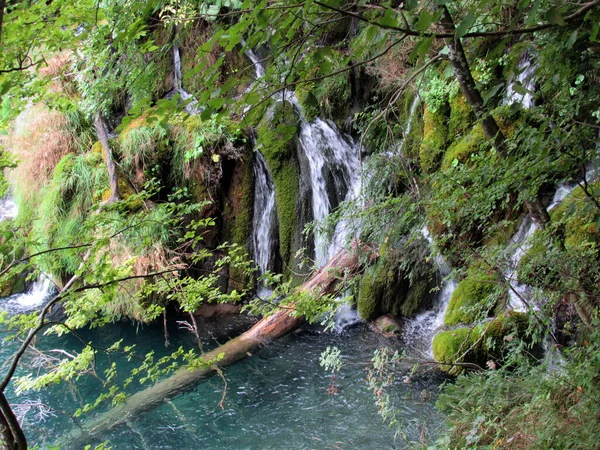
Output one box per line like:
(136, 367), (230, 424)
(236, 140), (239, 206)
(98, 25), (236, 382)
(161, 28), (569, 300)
(455, 13), (476, 38)
(408, 36), (433, 63)
(566, 30), (578, 49)
(416, 11), (436, 32)
(379, 9), (398, 28)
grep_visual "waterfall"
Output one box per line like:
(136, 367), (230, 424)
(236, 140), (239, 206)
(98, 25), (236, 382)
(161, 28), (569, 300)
(402, 226), (457, 356)
(252, 152), (278, 297)
(504, 55), (536, 108)
(298, 119), (361, 267)
(504, 216), (538, 312)
(1, 196), (54, 313)
(0, 197), (18, 220)
(332, 302), (361, 333)
(170, 46), (202, 115)
(243, 44), (361, 269)
(243, 44), (362, 328)
(242, 44), (265, 79)
(3, 276), (54, 314)
(395, 94), (421, 155)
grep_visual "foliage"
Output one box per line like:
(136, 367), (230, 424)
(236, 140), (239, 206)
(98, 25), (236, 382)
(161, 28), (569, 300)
(432, 312), (531, 375)
(436, 326), (600, 449)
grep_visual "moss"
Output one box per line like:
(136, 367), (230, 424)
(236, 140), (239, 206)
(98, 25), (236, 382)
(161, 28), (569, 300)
(419, 106), (448, 173)
(256, 101), (301, 272)
(433, 312), (529, 375)
(230, 151), (255, 247)
(448, 93), (474, 137)
(357, 265), (384, 320)
(295, 83), (320, 123)
(441, 123), (486, 170)
(550, 184), (600, 248)
(357, 238), (435, 320)
(401, 97), (424, 161)
(444, 272), (504, 326)
(402, 275), (432, 316)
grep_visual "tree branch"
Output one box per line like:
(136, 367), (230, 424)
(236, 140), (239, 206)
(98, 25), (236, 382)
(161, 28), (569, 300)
(314, 0), (600, 39)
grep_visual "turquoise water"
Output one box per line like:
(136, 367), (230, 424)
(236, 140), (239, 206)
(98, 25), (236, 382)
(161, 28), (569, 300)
(1, 306), (445, 449)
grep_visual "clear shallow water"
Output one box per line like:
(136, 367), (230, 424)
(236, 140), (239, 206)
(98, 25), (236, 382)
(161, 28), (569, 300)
(0, 307), (445, 449)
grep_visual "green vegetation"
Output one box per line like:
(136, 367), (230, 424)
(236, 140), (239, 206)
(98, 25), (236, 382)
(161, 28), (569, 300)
(255, 101), (301, 272)
(433, 312), (529, 375)
(1, 0), (600, 448)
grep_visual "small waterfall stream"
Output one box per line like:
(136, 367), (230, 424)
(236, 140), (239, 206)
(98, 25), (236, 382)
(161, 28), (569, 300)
(0, 196), (54, 313)
(4, 276), (54, 314)
(298, 119), (361, 267)
(504, 55), (536, 108)
(252, 152), (278, 297)
(170, 46), (202, 115)
(402, 227), (457, 356)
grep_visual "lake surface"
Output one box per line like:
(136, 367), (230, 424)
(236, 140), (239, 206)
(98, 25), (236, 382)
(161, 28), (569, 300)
(1, 303), (445, 449)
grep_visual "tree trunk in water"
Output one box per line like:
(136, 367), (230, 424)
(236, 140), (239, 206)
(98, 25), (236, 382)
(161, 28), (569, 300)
(94, 113), (121, 203)
(0, 393), (27, 450)
(62, 244), (369, 445)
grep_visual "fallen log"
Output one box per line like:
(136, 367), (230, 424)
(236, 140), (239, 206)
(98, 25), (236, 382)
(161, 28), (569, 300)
(67, 243), (370, 444)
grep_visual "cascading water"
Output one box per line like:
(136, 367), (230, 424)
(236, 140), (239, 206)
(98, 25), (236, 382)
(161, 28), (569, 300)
(0, 196), (54, 313)
(0, 196), (18, 219)
(3, 276), (54, 315)
(298, 119), (361, 267)
(170, 46), (202, 115)
(244, 44), (362, 329)
(402, 227), (457, 356)
(504, 215), (537, 312)
(395, 94), (421, 156)
(252, 152), (278, 297)
(504, 55), (536, 108)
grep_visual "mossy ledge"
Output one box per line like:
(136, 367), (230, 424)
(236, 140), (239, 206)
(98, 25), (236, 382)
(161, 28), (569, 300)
(432, 312), (529, 375)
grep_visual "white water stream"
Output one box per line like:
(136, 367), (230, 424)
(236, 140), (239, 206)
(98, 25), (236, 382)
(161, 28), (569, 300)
(244, 45), (362, 330)
(504, 55), (536, 109)
(252, 151), (278, 297)
(0, 196), (54, 313)
(170, 46), (202, 115)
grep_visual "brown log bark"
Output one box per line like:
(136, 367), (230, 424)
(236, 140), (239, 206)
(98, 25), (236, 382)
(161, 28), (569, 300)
(94, 113), (121, 203)
(63, 244), (369, 444)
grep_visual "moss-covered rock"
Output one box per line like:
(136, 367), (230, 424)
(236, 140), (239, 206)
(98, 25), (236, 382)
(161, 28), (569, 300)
(441, 123), (486, 170)
(433, 312), (529, 375)
(444, 272), (505, 326)
(357, 237), (436, 320)
(419, 105), (448, 173)
(223, 148), (255, 248)
(373, 315), (402, 336)
(255, 101), (301, 275)
(448, 93), (474, 138)
(294, 50), (351, 125)
(550, 184), (600, 248)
